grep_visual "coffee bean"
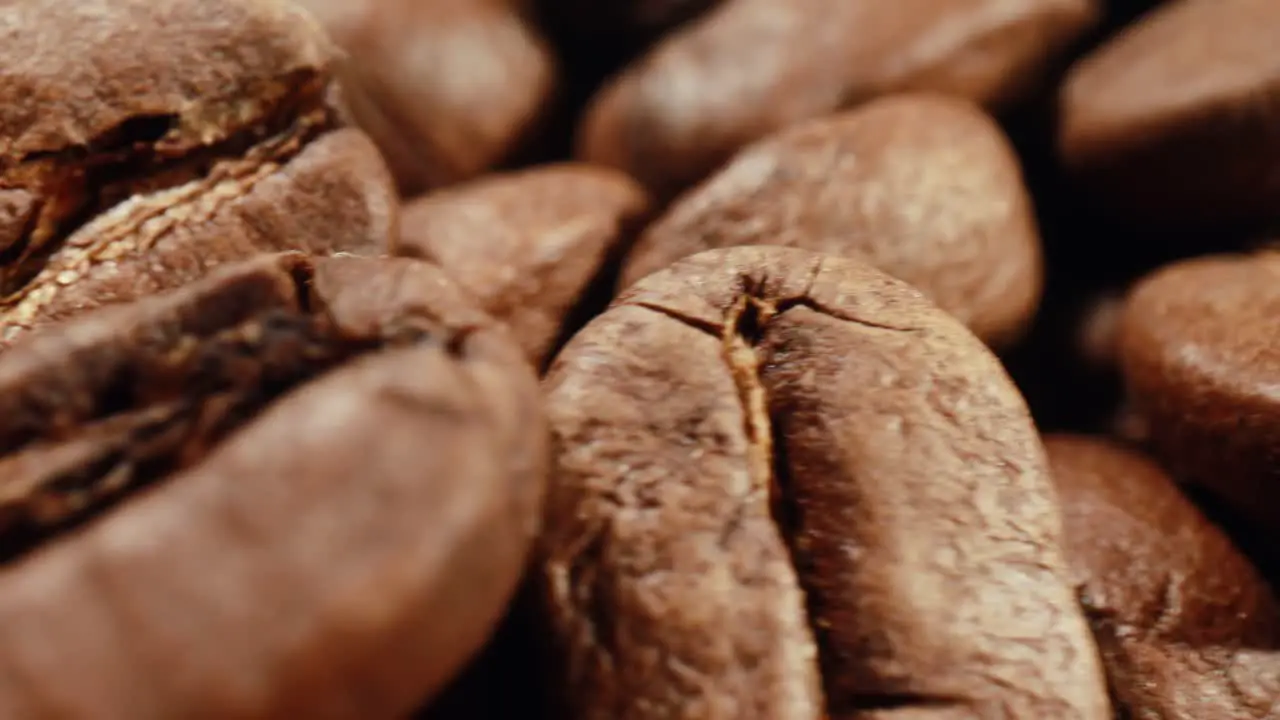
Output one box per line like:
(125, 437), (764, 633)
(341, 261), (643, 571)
(578, 0), (1099, 197)
(0, 252), (547, 718)
(1058, 0), (1280, 229)
(1117, 252), (1280, 545)
(539, 246), (1110, 718)
(296, 0), (558, 195)
(1045, 434), (1280, 718)
(621, 93), (1043, 347)
(395, 164), (652, 366)
(0, 0), (399, 348)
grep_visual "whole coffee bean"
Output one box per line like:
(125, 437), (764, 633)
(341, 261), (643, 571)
(1117, 252), (1280, 544)
(540, 246), (1109, 718)
(620, 93), (1042, 347)
(1045, 434), (1280, 719)
(0, 252), (547, 719)
(1058, 0), (1280, 228)
(395, 164), (652, 366)
(0, 0), (398, 348)
(295, 0), (558, 195)
(578, 0), (1099, 197)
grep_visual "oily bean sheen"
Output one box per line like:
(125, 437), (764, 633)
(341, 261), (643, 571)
(395, 164), (652, 366)
(0, 252), (547, 719)
(295, 0), (558, 195)
(540, 246), (1110, 719)
(1117, 252), (1280, 544)
(0, 0), (398, 349)
(578, 0), (1099, 197)
(1046, 435), (1280, 719)
(621, 93), (1042, 348)
(1058, 0), (1280, 228)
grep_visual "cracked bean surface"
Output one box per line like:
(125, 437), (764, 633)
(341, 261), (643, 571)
(540, 246), (1110, 719)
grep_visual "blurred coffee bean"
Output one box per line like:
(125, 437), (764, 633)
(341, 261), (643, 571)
(1059, 0), (1280, 230)
(1118, 252), (1280, 544)
(394, 164), (652, 367)
(621, 93), (1043, 347)
(297, 0), (558, 195)
(579, 0), (1100, 198)
(1047, 435), (1280, 718)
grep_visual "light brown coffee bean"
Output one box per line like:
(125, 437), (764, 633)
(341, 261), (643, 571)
(1046, 434), (1280, 719)
(620, 93), (1042, 347)
(0, 0), (398, 348)
(540, 246), (1110, 719)
(0, 252), (548, 719)
(1117, 252), (1280, 544)
(394, 164), (652, 366)
(1058, 0), (1280, 228)
(296, 0), (558, 195)
(579, 0), (1099, 197)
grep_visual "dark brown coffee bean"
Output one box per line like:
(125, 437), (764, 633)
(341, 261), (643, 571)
(540, 246), (1109, 718)
(296, 0), (558, 195)
(621, 93), (1042, 347)
(394, 164), (652, 366)
(0, 0), (399, 348)
(578, 0), (1099, 197)
(0, 252), (547, 719)
(1045, 434), (1280, 719)
(1058, 0), (1280, 228)
(1117, 252), (1280, 545)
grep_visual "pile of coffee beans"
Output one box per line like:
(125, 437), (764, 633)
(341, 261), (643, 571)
(0, 0), (1277, 717)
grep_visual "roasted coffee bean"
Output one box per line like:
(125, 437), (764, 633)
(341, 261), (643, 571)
(395, 164), (652, 366)
(296, 0), (558, 195)
(578, 0), (1099, 197)
(621, 93), (1042, 347)
(540, 246), (1110, 719)
(0, 252), (547, 719)
(1117, 252), (1280, 545)
(1046, 435), (1280, 719)
(0, 0), (398, 348)
(1059, 0), (1280, 229)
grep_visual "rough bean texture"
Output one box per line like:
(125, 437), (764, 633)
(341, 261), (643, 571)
(541, 246), (1110, 719)
(1046, 434), (1280, 719)
(621, 93), (1042, 347)
(0, 253), (548, 719)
